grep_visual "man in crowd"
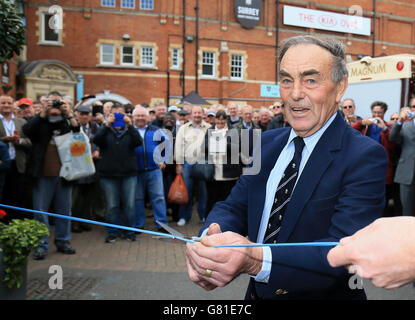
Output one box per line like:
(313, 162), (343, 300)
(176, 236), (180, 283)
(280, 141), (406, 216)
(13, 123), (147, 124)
(258, 108), (272, 131)
(389, 98), (415, 217)
(352, 101), (396, 216)
(151, 102), (167, 128)
(23, 91), (79, 260)
(17, 98), (36, 121)
(92, 104), (142, 243)
(341, 98), (361, 125)
(71, 104), (101, 232)
(133, 106), (169, 231)
(267, 101), (290, 130)
(175, 105), (211, 226)
(227, 102), (240, 127)
(0, 95), (31, 221)
(185, 35), (387, 300)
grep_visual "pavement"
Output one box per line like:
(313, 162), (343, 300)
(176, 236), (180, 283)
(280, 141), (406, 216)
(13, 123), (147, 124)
(26, 210), (415, 300)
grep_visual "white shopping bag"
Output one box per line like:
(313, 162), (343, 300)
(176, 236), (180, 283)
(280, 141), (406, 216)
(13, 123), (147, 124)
(54, 130), (96, 181)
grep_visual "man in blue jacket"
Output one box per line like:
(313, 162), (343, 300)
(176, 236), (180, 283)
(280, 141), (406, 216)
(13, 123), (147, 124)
(185, 35), (387, 300)
(133, 106), (170, 231)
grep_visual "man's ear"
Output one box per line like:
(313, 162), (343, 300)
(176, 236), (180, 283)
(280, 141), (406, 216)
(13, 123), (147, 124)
(336, 77), (348, 104)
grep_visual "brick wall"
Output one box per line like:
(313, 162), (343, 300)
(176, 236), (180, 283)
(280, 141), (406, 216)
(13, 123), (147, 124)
(23, 0), (415, 108)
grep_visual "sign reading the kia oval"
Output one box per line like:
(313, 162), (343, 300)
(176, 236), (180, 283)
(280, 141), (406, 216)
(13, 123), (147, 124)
(283, 5), (371, 36)
(235, 0), (262, 29)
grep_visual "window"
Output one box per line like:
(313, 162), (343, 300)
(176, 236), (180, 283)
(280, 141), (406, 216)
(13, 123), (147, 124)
(121, 0), (135, 8)
(202, 51), (215, 77)
(101, 0), (116, 7)
(121, 45), (135, 66)
(140, 46), (154, 66)
(140, 0), (154, 10)
(100, 44), (115, 65)
(171, 48), (180, 69)
(42, 13), (60, 43)
(230, 54), (244, 80)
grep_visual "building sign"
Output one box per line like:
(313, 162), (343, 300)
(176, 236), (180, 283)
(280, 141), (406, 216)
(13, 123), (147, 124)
(260, 84), (280, 98)
(347, 55), (414, 84)
(235, 0), (262, 29)
(283, 5), (371, 36)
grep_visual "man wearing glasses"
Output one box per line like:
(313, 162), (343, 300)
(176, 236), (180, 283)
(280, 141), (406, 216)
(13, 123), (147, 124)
(267, 101), (290, 130)
(341, 98), (361, 125)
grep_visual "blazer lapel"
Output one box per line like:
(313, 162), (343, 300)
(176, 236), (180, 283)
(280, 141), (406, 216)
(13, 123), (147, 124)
(277, 113), (345, 243)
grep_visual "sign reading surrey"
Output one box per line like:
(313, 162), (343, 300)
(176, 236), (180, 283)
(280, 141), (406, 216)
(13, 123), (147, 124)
(235, 0), (262, 29)
(283, 5), (371, 36)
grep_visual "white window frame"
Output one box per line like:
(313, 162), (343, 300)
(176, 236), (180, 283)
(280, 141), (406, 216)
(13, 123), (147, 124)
(230, 54), (244, 80)
(171, 48), (181, 69)
(140, 46), (154, 67)
(100, 44), (115, 65)
(121, 45), (135, 66)
(101, 0), (116, 7)
(201, 51), (216, 78)
(41, 12), (60, 44)
(121, 0), (135, 9)
(140, 0), (154, 10)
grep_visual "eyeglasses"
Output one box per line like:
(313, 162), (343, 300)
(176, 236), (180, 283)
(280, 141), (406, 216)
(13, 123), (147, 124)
(342, 105), (353, 109)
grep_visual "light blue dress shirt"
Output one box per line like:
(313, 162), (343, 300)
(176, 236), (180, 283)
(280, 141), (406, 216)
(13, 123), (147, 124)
(254, 112), (337, 283)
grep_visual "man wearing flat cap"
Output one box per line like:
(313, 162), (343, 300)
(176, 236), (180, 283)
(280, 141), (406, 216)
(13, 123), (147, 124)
(71, 104), (102, 232)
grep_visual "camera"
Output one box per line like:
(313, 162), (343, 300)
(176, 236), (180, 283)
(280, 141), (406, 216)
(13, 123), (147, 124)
(52, 99), (64, 108)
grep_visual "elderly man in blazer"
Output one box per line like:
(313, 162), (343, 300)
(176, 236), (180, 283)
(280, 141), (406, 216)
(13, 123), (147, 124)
(185, 36), (387, 300)
(0, 95), (31, 219)
(389, 98), (415, 217)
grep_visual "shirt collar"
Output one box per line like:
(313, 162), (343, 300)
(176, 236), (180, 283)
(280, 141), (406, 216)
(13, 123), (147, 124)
(288, 112), (337, 154)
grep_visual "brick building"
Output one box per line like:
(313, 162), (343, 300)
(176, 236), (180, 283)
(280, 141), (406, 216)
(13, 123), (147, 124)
(17, 0), (415, 108)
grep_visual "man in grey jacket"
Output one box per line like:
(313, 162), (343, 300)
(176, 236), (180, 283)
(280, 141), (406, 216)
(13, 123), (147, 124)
(389, 98), (415, 217)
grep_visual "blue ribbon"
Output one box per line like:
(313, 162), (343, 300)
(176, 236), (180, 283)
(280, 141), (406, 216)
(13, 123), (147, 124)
(0, 204), (339, 248)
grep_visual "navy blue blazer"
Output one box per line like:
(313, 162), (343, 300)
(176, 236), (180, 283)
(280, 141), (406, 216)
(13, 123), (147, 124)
(202, 112), (388, 300)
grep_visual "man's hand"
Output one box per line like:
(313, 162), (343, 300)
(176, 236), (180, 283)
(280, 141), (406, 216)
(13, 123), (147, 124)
(186, 227), (263, 291)
(106, 114), (115, 128)
(327, 217), (415, 289)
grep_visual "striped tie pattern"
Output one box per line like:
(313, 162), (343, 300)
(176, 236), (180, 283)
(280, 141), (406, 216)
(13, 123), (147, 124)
(264, 136), (305, 244)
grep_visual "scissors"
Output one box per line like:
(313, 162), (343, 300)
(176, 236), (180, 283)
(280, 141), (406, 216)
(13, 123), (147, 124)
(154, 221), (201, 244)
(155, 221), (339, 248)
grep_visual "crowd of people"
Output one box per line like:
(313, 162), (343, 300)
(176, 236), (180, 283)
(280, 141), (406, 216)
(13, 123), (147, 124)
(0, 90), (413, 265)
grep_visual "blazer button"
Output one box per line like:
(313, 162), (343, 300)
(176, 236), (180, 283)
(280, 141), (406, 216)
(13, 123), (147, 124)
(250, 292), (256, 300)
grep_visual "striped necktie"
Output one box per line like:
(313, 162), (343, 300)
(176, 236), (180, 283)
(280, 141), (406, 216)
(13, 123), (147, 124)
(264, 136), (305, 244)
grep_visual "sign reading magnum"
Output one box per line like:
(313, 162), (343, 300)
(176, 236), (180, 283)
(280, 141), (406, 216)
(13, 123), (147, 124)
(235, 0), (262, 29)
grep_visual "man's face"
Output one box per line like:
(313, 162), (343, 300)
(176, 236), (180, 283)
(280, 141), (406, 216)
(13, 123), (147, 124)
(77, 112), (91, 125)
(20, 104), (35, 118)
(33, 103), (42, 114)
(156, 105), (167, 119)
(133, 109), (148, 128)
(0, 96), (14, 115)
(228, 104), (237, 117)
(410, 100), (415, 112)
(242, 107), (252, 124)
(271, 102), (283, 115)
(341, 99), (355, 116)
(47, 95), (63, 116)
(279, 44), (347, 137)
(191, 106), (203, 124)
(390, 113), (399, 126)
(260, 110), (270, 124)
(371, 106), (385, 120)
